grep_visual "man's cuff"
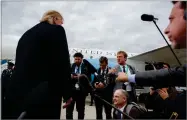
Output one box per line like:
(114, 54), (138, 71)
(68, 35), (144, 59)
(128, 74), (136, 83)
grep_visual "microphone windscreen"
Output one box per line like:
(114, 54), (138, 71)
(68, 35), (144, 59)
(141, 14), (154, 21)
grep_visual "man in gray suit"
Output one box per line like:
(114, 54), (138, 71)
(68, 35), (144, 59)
(109, 51), (137, 102)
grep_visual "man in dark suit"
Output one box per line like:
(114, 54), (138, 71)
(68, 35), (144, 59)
(2, 10), (72, 119)
(1, 62), (15, 118)
(113, 89), (141, 119)
(93, 56), (114, 119)
(116, 1), (186, 88)
(109, 51), (137, 102)
(66, 52), (94, 119)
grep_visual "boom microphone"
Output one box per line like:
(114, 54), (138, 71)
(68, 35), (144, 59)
(141, 14), (158, 21)
(140, 13), (181, 66)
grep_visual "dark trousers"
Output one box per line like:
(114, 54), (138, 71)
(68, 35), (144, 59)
(94, 96), (112, 119)
(90, 93), (94, 105)
(66, 92), (86, 119)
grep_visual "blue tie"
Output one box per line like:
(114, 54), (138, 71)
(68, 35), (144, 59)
(117, 111), (122, 119)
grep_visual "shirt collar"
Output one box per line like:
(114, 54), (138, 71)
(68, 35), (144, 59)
(119, 104), (126, 112)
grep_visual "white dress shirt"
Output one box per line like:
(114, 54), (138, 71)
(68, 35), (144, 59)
(120, 65), (132, 91)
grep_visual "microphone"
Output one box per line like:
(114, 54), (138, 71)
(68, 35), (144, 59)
(140, 14), (181, 66)
(141, 14), (158, 21)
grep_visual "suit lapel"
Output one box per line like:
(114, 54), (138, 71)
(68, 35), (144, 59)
(127, 64), (135, 74)
(81, 63), (84, 74)
(72, 63), (76, 73)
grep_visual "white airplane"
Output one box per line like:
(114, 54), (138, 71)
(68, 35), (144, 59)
(1, 45), (186, 93)
(1, 45), (186, 71)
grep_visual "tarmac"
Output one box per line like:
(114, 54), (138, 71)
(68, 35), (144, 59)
(60, 95), (106, 119)
(60, 89), (146, 119)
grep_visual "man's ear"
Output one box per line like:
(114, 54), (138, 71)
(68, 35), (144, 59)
(123, 96), (126, 102)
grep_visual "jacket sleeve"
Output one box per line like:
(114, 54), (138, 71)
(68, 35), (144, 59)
(135, 65), (186, 87)
(52, 26), (72, 101)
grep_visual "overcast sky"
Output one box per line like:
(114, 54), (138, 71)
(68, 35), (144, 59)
(1, 1), (173, 59)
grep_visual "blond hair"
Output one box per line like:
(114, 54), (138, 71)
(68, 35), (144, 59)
(40, 10), (63, 24)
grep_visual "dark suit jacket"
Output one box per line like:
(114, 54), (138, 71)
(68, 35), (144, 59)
(113, 105), (141, 119)
(71, 62), (94, 95)
(135, 65), (186, 87)
(163, 90), (186, 119)
(93, 67), (114, 99)
(4, 21), (72, 119)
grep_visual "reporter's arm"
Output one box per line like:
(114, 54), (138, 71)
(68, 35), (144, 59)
(128, 74), (136, 83)
(135, 65), (186, 87)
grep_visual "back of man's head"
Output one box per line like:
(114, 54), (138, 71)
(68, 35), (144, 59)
(40, 10), (63, 25)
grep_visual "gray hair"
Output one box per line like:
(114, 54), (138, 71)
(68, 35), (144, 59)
(115, 89), (129, 101)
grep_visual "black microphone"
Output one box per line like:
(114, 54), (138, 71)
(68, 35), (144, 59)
(140, 14), (181, 66)
(141, 14), (158, 21)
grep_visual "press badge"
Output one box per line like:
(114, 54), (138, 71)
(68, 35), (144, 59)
(75, 83), (80, 90)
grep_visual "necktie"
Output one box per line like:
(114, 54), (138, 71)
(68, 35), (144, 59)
(122, 66), (127, 90)
(123, 66), (126, 73)
(117, 111), (122, 119)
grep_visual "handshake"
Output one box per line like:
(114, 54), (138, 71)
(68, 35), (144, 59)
(108, 68), (129, 82)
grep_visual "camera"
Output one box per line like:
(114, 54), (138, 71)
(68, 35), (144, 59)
(145, 61), (165, 71)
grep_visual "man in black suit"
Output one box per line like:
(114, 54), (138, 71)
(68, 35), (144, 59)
(93, 56), (114, 119)
(66, 52), (94, 119)
(1, 62), (15, 118)
(116, 1), (186, 88)
(3, 10), (72, 119)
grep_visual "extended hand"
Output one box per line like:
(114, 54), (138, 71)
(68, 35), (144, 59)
(116, 72), (128, 82)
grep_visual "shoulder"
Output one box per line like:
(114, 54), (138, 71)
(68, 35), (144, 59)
(49, 24), (65, 34)
(129, 106), (141, 118)
(127, 64), (134, 69)
(114, 65), (120, 68)
(36, 22), (65, 33)
(71, 63), (76, 68)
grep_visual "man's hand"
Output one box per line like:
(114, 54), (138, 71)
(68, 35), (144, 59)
(63, 97), (73, 109)
(116, 72), (128, 82)
(94, 83), (100, 88)
(94, 82), (104, 88)
(108, 68), (117, 74)
(157, 89), (169, 100)
(98, 82), (105, 88)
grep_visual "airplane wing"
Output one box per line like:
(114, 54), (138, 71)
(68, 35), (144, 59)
(128, 45), (186, 67)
